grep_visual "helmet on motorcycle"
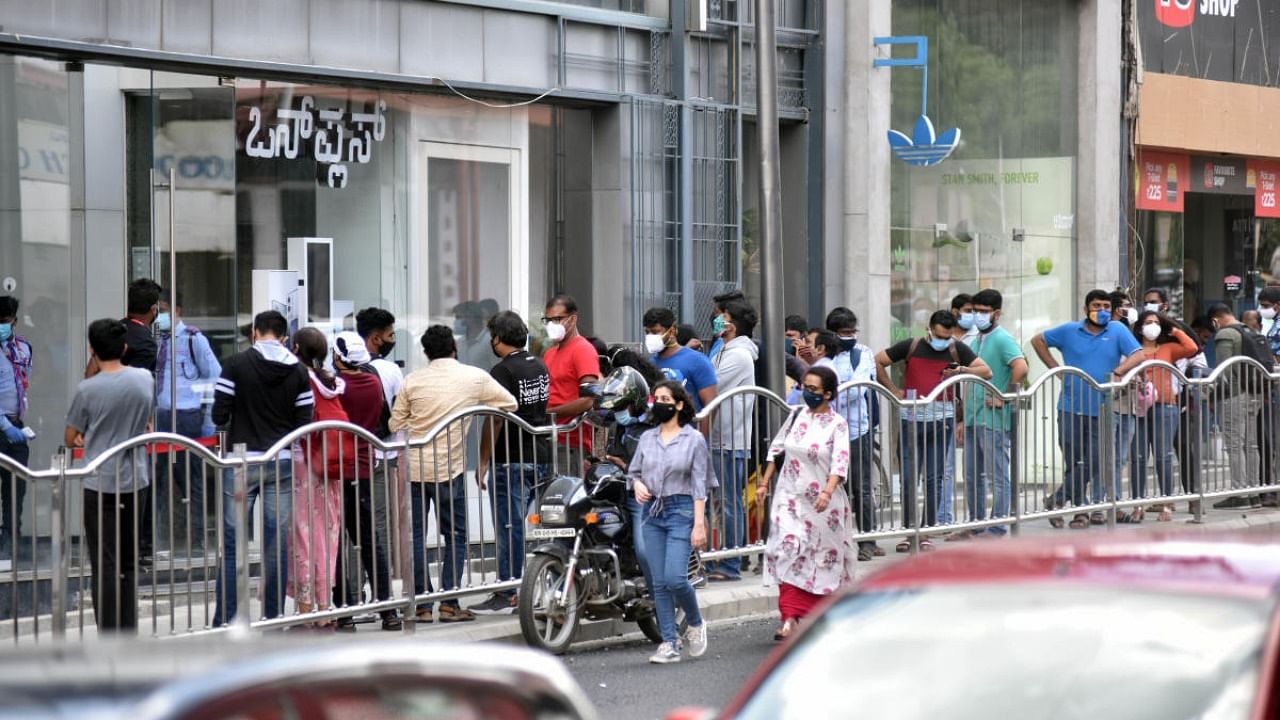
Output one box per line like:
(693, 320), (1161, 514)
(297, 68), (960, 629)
(592, 366), (650, 425)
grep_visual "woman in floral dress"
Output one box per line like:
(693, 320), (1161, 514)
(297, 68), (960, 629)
(755, 366), (855, 641)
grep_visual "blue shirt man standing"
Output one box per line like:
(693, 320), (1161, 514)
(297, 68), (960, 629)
(0, 296), (32, 569)
(643, 306), (719, 412)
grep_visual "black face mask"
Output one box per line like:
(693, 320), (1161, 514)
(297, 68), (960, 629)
(649, 402), (679, 424)
(491, 338), (503, 359)
(378, 339), (396, 358)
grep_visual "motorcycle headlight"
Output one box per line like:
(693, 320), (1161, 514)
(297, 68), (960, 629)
(539, 504), (566, 525)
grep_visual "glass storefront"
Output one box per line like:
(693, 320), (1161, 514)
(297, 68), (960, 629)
(888, 1), (1080, 347)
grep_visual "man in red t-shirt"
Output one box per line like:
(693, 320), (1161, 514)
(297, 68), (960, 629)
(331, 331), (402, 631)
(540, 294), (601, 461)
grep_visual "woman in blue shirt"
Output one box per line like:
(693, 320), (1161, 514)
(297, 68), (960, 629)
(629, 380), (717, 664)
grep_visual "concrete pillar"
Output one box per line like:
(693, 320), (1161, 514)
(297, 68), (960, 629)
(1075, 0), (1124, 300)
(839, 1), (892, 351)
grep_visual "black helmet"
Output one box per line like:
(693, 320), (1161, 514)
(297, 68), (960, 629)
(591, 366), (650, 425)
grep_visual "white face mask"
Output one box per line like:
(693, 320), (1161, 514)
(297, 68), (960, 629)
(1124, 307), (1139, 325)
(1142, 323), (1162, 341)
(644, 333), (666, 354)
(1144, 303), (1161, 314)
(1262, 307), (1277, 321)
(545, 321), (567, 343)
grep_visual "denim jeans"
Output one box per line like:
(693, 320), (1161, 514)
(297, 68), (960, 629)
(963, 425), (1011, 534)
(641, 495), (704, 644)
(899, 419), (953, 529)
(332, 479), (393, 611)
(409, 476), (468, 611)
(1053, 412), (1100, 508)
(215, 459), (292, 625)
(627, 494), (653, 592)
(0, 432), (30, 548)
(708, 449), (746, 578)
(1091, 414), (1136, 504)
(847, 432), (877, 547)
(491, 464), (546, 596)
(154, 409), (207, 550)
(940, 427), (956, 525)
(1134, 404), (1179, 499)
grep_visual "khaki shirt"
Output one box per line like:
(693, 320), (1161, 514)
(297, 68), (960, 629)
(389, 358), (517, 483)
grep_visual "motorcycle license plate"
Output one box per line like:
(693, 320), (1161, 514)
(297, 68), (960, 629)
(528, 527), (577, 539)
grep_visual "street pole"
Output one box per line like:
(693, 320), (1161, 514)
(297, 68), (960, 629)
(756, 0), (786, 395)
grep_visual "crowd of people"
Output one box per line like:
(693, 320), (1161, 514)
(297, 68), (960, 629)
(1, 277), (1277, 651)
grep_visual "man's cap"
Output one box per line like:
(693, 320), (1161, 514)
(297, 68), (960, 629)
(333, 330), (372, 366)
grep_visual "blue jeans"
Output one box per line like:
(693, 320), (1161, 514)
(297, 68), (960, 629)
(847, 432), (877, 547)
(409, 476), (468, 611)
(491, 464), (546, 596)
(627, 495), (653, 592)
(1054, 412), (1101, 508)
(1134, 405), (1179, 498)
(899, 419), (953, 529)
(215, 459), (292, 625)
(1090, 414), (1136, 504)
(963, 425), (1011, 534)
(641, 495), (704, 644)
(940, 427), (956, 525)
(708, 449), (746, 578)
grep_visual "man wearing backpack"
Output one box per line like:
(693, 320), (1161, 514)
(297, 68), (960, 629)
(330, 331), (403, 631)
(1208, 304), (1274, 509)
(826, 307), (880, 561)
(154, 294), (221, 557)
(876, 311), (991, 552)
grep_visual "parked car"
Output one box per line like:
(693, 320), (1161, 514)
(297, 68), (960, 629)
(0, 637), (599, 720)
(674, 535), (1280, 720)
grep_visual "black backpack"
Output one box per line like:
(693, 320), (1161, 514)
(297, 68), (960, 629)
(1225, 323), (1276, 372)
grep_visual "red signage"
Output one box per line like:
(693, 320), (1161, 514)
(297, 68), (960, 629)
(1136, 151), (1189, 212)
(1154, 0), (1195, 28)
(1249, 160), (1280, 218)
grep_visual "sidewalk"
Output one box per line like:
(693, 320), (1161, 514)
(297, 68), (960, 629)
(372, 502), (1280, 645)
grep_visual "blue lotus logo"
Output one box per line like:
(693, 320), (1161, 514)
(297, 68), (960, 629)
(888, 115), (961, 167)
(874, 36), (961, 167)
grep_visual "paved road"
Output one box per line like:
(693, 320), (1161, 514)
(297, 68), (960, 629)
(565, 616), (777, 720)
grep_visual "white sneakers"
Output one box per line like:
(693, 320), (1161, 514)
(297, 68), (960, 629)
(648, 623), (709, 664)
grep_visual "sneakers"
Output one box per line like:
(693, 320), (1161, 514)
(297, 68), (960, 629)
(437, 604), (476, 623)
(472, 593), (517, 615)
(684, 622), (708, 658)
(648, 642), (681, 664)
(1213, 496), (1253, 510)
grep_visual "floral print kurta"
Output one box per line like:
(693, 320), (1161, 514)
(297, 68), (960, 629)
(764, 408), (856, 594)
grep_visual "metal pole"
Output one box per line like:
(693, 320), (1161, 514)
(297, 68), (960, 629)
(50, 452), (67, 640)
(756, 0), (786, 395)
(168, 167), (178, 438)
(231, 443), (251, 635)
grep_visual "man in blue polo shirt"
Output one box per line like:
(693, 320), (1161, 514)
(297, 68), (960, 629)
(1031, 289), (1144, 529)
(644, 306), (719, 411)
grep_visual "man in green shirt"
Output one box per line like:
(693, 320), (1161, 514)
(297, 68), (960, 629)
(959, 289), (1027, 537)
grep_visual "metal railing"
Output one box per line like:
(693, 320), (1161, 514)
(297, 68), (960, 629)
(0, 356), (1276, 642)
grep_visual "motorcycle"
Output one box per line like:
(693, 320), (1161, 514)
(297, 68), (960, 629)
(518, 460), (695, 654)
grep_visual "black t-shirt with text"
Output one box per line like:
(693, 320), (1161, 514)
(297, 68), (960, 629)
(122, 318), (158, 374)
(490, 350), (552, 464)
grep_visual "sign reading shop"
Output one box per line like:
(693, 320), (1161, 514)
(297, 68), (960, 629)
(1141, 0), (1279, 85)
(239, 95), (387, 189)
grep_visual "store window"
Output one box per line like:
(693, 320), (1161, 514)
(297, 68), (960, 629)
(888, 1), (1079, 347)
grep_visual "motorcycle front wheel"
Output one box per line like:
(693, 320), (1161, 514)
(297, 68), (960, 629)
(636, 607), (689, 645)
(519, 554), (582, 654)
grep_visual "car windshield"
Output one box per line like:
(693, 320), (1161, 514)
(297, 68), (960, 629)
(735, 585), (1270, 720)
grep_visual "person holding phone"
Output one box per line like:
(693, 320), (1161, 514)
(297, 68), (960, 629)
(875, 311), (991, 551)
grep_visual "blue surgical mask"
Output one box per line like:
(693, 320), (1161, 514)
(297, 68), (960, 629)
(957, 312), (975, 330)
(802, 389), (825, 409)
(0, 323), (10, 342)
(614, 409), (636, 426)
(453, 319), (468, 336)
(974, 312), (992, 331)
(712, 315), (727, 336)
(154, 312), (171, 332)
(929, 336), (952, 352)
(1089, 309), (1112, 326)
(785, 339), (796, 356)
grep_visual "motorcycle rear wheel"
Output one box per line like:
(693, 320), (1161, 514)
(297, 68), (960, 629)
(519, 554), (582, 654)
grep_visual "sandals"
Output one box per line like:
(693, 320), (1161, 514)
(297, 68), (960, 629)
(773, 618), (799, 642)
(1068, 513), (1090, 530)
(858, 546), (875, 562)
(1048, 516), (1065, 529)
(895, 540), (911, 553)
(1089, 511), (1106, 526)
(1118, 508), (1144, 524)
(895, 538), (934, 553)
(1157, 505), (1174, 522)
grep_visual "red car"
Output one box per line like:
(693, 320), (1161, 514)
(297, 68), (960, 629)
(677, 535), (1280, 720)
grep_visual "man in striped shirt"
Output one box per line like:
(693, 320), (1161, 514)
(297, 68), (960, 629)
(211, 310), (314, 625)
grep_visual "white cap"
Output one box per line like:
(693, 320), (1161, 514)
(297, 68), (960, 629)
(333, 330), (372, 366)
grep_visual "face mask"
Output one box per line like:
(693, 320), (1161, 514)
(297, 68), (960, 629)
(649, 401), (678, 424)
(1088, 309), (1112, 326)
(0, 324), (11, 343)
(644, 333), (666, 355)
(1141, 323), (1162, 341)
(711, 315), (727, 336)
(785, 339), (797, 356)
(453, 319), (468, 337)
(838, 336), (857, 354)
(378, 339), (396, 358)
(974, 312), (993, 331)
(546, 321), (567, 343)
(154, 313), (171, 332)
(490, 338), (503, 359)
(957, 312), (975, 330)
(1144, 303), (1161, 314)
(1124, 308), (1138, 325)
(928, 336), (952, 352)
(1262, 307), (1278, 321)
(615, 409), (636, 426)
(802, 389), (825, 409)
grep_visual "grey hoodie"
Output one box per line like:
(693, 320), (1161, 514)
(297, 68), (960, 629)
(711, 335), (759, 453)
